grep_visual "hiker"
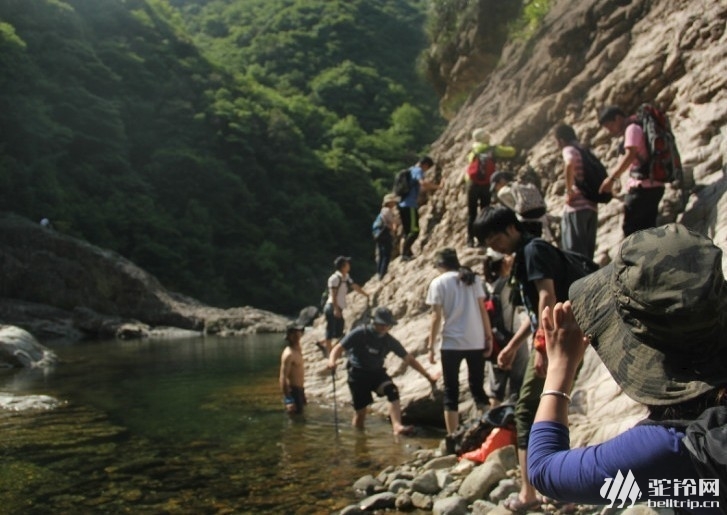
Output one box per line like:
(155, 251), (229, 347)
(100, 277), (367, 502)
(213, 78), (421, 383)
(529, 224), (727, 512)
(465, 129), (517, 247)
(374, 193), (400, 279)
(490, 171), (554, 243)
(327, 306), (440, 435)
(426, 248), (493, 439)
(482, 248), (530, 409)
(279, 322), (307, 415)
(319, 256), (370, 358)
(598, 105), (665, 236)
(473, 206), (588, 513)
(398, 156), (439, 260)
(554, 124), (598, 259)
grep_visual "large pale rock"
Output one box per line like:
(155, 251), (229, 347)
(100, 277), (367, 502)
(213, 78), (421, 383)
(0, 213), (290, 340)
(0, 325), (57, 368)
(432, 495), (470, 515)
(458, 460), (507, 503)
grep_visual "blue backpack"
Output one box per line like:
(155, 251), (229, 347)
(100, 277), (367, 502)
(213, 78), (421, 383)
(372, 213), (386, 241)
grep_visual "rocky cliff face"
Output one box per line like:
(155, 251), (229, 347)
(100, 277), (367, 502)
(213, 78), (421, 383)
(0, 213), (289, 340)
(302, 0), (727, 435)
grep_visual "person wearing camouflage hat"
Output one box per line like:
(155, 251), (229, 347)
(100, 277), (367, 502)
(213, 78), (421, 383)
(528, 224), (727, 510)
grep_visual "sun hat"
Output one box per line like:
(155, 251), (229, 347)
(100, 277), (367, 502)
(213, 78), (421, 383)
(472, 128), (490, 144)
(569, 223), (727, 406)
(286, 322), (305, 334)
(333, 255), (351, 269)
(372, 306), (397, 326)
(434, 248), (460, 270)
(382, 193), (400, 206)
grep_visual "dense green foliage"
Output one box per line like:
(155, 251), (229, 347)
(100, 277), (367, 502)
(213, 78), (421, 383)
(0, 0), (443, 314)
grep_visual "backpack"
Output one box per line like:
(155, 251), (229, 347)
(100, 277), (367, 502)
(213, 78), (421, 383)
(633, 103), (683, 184)
(512, 240), (599, 332)
(510, 181), (546, 218)
(484, 279), (515, 362)
(575, 146), (613, 204)
(371, 212), (386, 241)
(449, 404), (516, 455)
(560, 248), (600, 289)
(466, 150), (497, 186)
(319, 274), (352, 310)
(393, 168), (413, 197)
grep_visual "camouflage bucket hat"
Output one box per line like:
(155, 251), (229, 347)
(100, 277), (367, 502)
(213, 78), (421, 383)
(569, 224), (727, 406)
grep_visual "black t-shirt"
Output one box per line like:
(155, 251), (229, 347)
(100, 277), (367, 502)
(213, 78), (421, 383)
(513, 237), (571, 316)
(340, 325), (407, 371)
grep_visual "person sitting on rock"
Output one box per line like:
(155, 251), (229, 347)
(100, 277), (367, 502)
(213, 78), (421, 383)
(327, 306), (440, 436)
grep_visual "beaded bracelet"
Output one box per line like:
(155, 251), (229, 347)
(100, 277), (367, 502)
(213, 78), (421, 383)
(540, 389), (572, 403)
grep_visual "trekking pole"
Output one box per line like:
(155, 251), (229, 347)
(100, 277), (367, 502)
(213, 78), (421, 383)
(331, 369), (339, 434)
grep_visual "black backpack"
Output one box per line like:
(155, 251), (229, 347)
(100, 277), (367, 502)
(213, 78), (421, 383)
(449, 404), (516, 455)
(575, 146), (612, 204)
(393, 168), (412, 198)
(560, 248), (600, 287)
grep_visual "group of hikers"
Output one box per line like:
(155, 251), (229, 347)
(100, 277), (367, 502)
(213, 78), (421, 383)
(279, 104), (726, 513)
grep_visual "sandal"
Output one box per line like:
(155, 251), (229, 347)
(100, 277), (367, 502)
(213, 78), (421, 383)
(503, 495), (542, 513)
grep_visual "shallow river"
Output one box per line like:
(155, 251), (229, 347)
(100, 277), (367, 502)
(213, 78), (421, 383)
(0, 334), (442, 514)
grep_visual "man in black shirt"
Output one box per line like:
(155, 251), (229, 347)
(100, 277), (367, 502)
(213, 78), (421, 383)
(328, 306), (439, 435)
(473, 206), (572, 512)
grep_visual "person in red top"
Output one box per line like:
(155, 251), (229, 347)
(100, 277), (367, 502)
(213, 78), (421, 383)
(597, 106), (665, 236)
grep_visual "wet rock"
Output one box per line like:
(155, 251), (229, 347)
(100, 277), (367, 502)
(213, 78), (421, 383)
(412, 469), (441, 495)
(339, 505), (368, 515)
(358, 491), (396, 511)
(0, 325), (57, 368)
(433, 495), (469, 515)
(352, 474), (384, 496)
(0, 393), (62, 411)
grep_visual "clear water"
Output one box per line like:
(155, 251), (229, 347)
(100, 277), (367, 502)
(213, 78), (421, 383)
(0, 335), (442, 513)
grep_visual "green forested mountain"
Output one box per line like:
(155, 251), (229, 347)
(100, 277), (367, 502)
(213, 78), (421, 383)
(0, 0), (444, 314)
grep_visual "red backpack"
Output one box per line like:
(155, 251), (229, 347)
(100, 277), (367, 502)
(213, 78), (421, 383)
(467, 150), (496, 186)
(633, 104), (683, 184)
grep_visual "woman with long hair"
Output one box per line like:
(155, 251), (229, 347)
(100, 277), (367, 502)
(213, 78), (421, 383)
(426, 248), (494, 440)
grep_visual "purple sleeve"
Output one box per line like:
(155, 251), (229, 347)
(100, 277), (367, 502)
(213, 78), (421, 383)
(528, 421), (694, 504)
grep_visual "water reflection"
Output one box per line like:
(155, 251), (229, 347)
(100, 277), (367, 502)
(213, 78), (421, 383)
(0, 334), (441, 513)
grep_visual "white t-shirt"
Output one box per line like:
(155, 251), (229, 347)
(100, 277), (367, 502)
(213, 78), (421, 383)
(426, 271), (486, 351)
(327, 271), (353, 309)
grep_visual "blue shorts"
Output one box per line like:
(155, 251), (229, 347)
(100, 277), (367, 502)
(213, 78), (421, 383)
(284, 386), (307, 415)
